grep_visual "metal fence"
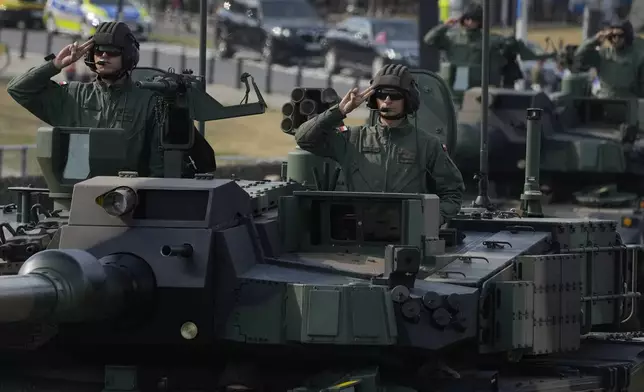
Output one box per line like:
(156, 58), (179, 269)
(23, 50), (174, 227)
(0, 145), (37, 178)
(0, 144), (288, 179)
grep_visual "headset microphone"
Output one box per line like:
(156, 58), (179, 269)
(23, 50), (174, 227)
(369, 107), (392, 112)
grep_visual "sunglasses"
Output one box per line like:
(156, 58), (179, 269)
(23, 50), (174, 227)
(95, 48), (122, 57)
(374, 90), (404, 101)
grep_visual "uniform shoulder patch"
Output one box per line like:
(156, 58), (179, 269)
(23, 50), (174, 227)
(336, 125), (348, 133)
(442, 144), (447, 152)
(59, 81), (68, 86)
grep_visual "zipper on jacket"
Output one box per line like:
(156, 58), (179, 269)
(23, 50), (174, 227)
(383, 129), (391, 192)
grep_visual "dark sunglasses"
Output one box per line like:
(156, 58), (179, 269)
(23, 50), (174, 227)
(374, 90), (404, 101)
(95, 48), (122, 57)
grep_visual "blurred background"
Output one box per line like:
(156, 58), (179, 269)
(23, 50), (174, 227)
(0, 0), (638, 185)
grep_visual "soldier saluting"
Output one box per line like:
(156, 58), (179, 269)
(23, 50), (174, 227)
(423, 2), (556, 89)
(574, 20), (644, 98)
(294, 64), (465, 225)
(7, 21), (215, 177)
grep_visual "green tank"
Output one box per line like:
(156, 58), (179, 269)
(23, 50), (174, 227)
(1, 74), (644, 390)
(452, 70), (644, 239)
(3, 2), (644, 390)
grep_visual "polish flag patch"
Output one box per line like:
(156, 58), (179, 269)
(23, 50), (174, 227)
(337, 125), (348, 132)
(442, 144), (447, 152)
(59, 81), (68, 85)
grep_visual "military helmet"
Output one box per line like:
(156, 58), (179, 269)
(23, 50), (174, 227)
(605, 19), (634, 45)
(461, 2), (483, 23)
(367, 64), (420, 114)
(84, 21), (140, 72)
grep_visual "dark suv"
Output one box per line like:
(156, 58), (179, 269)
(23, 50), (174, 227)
(214, 0), (327, 64)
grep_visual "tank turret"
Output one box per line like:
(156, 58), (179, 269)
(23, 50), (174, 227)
(3, 2), (644, 390)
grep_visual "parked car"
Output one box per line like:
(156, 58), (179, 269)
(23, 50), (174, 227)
(214, 0), (327, 65)
(322, 16), (419, 77)
(43, 0), (153, 40)
(0, 0), (45, 29)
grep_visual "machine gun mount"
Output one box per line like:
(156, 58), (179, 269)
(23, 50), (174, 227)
(135, 67), (268, 178)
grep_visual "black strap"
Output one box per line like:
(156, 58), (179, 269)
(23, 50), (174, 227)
(44, 53), (55, 61)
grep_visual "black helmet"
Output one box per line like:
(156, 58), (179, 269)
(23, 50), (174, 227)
(605, 19), (634, 45)
(367, 64), (420, 114)
(461, 2), (483, 23)
(84, 21), (140, 72)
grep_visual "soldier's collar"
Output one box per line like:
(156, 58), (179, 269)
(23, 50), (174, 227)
(465, 28), (481, 37)
(95, 74), (132, 91)
(613, 43), (632, 54)
(377, 118), (413, 136)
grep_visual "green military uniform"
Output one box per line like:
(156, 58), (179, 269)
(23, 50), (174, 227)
(294, 105), (464, 221)
(423, 4), (554, 88)
(7, 21), (165, 177)
(574, 20), (644, 98)
(7, 62), (163, 177)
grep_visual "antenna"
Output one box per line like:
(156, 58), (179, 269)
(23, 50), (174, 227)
(117, 0), (124, 22)
(472, 0), (492, 209)
(197, 0), (207, 136)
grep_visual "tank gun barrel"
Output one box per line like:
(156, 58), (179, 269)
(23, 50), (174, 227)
(0, 249), (155, 323)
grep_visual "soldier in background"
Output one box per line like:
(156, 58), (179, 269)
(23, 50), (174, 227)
(530, 59), (548, 91)
(423, 2), (557, 89)
(574, 20), (644, 98)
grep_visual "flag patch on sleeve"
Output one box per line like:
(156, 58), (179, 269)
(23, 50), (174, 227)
(442, 144), (447, 152)
(337, 125), (348, 132)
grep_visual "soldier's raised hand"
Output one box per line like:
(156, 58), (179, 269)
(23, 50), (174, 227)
(595, 29), (609, 42)
(339, 86), (374, 115)
(53, 39), (94, 70)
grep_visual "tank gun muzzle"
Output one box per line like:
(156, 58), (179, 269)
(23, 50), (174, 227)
(0, 249), (156, 323)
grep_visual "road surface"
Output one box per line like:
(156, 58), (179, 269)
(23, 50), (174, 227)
(0, 27), (370, 97)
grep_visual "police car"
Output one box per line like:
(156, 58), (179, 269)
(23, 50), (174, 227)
(0, 0), (46, 29)
(43, 0), (153, 40)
